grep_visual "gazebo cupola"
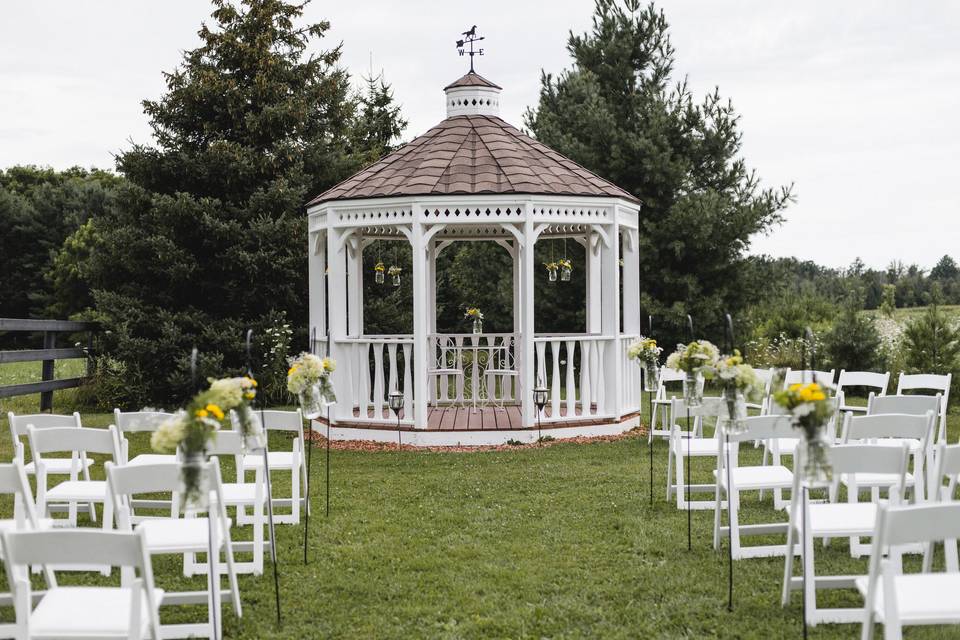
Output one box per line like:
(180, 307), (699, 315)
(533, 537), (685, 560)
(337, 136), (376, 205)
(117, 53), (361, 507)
(305, 34), (643, 446)
(443, 71), (502, 117)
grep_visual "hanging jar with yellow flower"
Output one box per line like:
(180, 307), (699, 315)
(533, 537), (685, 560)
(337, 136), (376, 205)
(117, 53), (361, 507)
(374, 261), (385, 284)
(558, 258), (572, 282)
(388, 265), (402, 287)
(544, 261), (558, 282)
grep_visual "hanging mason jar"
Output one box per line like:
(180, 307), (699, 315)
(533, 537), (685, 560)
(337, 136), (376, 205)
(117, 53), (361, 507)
(642, 361), (660, 393)
(179, 450), (210, 511)
(298, 382), (326, 420)
(388, 266), (401, 287)
(798, 425), (833, 485)
(473, 318), (483, 335)
(721, 385), (747, 435)
(237, 405), (268, 454)
(374, 264), (385, 284)
(560, 264), (572, 281)
(683, 370), (705, 408)
(548, 266), (558, 282)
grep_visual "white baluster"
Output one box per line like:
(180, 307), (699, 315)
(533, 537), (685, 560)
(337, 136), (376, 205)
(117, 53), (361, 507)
(402, 342), (413, 422)
(455, 335), (465, 404)
(356, 342), (369, 419)
(387, 343), (399, 394)
(550, 340), (561, 418)
(595, 340), (606, 415)
(564, 340), (576, 418)
(373, 343), (385, 419)
(579, 340), (591, 417)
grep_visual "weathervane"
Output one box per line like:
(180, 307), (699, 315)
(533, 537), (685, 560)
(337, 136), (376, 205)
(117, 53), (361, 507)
(455, 25), (484, 72)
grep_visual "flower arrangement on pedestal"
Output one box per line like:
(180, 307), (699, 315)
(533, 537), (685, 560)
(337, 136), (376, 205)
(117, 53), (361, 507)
(208, 376), (264, 452)
(543, 261), (558, 282)
(287, 352), (336, 419)
(388, 265), (402, 286)
(666, 340), (720, 407)
(151, 383), (237, 509)
(374, 261), (385, 284)
(558, 258), (572, 281)
(705, 351), (761, 434)
(773, 382), (834, 484)
(628, 336), (662, 392)
(465, 307), (484, 334)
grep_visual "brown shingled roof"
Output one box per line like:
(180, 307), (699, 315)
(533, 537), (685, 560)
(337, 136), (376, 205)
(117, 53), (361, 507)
(443, 71), (502, 91)
(307, 115), (639, 205)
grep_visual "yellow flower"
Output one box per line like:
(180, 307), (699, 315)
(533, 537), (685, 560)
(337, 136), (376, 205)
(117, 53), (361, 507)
(246, 376), (258, 387)
(288, 365), (298, 376)
(195, 409), (209, 419)
(205, 404), (225, 420)
(244, 391), (255, 400)
(321, 357), (335, 372)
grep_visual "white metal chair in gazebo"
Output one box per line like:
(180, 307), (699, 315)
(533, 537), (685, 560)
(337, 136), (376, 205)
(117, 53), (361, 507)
(305, 64), (643, 445)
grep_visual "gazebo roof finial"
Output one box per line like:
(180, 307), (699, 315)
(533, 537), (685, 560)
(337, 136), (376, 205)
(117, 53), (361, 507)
(455, 25), (484, 73)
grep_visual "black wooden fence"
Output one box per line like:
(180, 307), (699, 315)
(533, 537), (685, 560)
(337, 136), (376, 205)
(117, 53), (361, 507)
(0, 318), (98, 411)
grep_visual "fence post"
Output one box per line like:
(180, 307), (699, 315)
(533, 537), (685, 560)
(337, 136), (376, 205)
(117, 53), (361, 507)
(40, 332), (56, 412)
(86, 330), (95, 377)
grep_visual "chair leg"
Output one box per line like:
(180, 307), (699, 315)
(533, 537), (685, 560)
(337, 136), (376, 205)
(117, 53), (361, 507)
(665, 443), (674, 502)
(782, 523), (796, 606)
(713, 476), (723, 551)
(675, 448), (686, 510)
(803, 523), (817, 626)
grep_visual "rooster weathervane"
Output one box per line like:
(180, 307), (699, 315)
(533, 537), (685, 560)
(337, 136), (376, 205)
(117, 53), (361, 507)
(455, 25), (484, 72)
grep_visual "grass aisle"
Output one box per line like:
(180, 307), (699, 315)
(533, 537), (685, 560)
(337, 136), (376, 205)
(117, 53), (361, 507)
(1, 402), (958, 637)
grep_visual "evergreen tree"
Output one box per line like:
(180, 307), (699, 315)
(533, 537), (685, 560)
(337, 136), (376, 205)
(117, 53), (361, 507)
(902, 296), (960, 388)
(524, 0), (792, 343)
(822, 303), (883, 372)
(79, 0), (405, 405)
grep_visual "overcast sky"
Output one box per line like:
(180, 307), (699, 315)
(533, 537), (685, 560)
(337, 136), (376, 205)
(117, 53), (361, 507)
(2, 1), (958, 270)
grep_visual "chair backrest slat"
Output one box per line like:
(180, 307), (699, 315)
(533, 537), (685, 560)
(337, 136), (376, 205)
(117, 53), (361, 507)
(728, 415), (795, 442)
(897, 372), (952, 395)
(844, 412), (934, 442)
(670, 396), (724, 419)
(658, 367), (685, 383)
(868, 393), (940, 417)
(827, 443), (910, 476)
(783, 369), (836, 388)
(106, 461), (182, 497)
(879, 502), (960, 546)
(837, 369), (890, 394)
(113, 410), (174, 433)
(28, 425), (119, 456)
(252, 409), (302, 432)
(1, 529), (142, 567)
(206, 430), (244, 456)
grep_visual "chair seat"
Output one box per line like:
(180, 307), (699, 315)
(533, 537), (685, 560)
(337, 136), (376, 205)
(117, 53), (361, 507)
(840, 404), (868, 414)
(716, 465), (793, 490)
(841, 472), (915, 488)
(220, 483), (261, 505)
(137, 517), (228, 553)
(0, 518), (55, 535)
(24, 458), (94, 475)
(242, 451), (298, 470)
(804, 502), (878, 537)
(127, 453), (177, 466)
(673, 437), (719, 456)
(855, 573), (960, 623)
(46, 480), (107, 502)
(29, 586), (163, 638)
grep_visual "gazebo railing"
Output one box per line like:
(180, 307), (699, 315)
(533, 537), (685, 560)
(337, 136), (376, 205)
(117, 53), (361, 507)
(429, 333), (518, 406)
(336, 336), (414, 425)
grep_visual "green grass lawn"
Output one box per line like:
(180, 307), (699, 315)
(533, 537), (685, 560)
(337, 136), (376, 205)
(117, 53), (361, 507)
(2, 367), (960, 637)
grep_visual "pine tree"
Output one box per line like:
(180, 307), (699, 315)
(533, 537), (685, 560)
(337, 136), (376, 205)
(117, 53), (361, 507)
(524, 0), (791, 342)
(903, 291), (960, 378)
(79, 0), (406, 405)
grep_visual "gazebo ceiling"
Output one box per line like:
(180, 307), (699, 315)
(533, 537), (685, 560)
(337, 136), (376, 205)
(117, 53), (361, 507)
(307, 71), (639, 207)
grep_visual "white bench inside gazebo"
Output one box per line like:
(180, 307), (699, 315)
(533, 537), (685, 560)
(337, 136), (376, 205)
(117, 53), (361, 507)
(305, 69), (643, 446)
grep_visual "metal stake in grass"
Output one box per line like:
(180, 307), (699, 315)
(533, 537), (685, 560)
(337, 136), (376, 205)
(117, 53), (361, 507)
(303, 327), (317, 564)
(686, 314), (694, 552)
(389, 391), (404, 449)
(246, 330), (282, 625)
(533, 383), (548, 445)
(648, 314), (655, 506)
(723, 313), (735, 613)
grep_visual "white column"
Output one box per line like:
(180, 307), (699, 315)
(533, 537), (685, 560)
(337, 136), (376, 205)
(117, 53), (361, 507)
(599, 222), (622, 418)
(411, 214), (429, 429)
(308, 228), (327, 350)
(586, 231), (602, 333)
(622, 226), (642, 335)
(326, 224), (349, 421)
(520, 215), (537, 428)
(512, 239), (522, 334)
(346, 237), (364, 336)
(427, 240), (438, 334)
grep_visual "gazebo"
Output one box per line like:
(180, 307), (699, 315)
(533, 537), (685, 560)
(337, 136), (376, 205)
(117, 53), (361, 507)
(306, 67), (643, 445)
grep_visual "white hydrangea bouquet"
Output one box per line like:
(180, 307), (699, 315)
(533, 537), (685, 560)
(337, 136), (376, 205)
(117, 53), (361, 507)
(666, 340), (719, 407)
(704, 351), (762, 433)
(628, 336), (662, 392)
(287, 352), (336, 419)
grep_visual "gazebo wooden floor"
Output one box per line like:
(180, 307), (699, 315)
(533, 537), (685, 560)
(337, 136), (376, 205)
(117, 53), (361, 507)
(335, 404), (635, 431)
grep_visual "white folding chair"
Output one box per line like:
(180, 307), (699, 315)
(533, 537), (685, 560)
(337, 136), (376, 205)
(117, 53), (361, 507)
(114, 409), (177, 466)
(924, 443), (960, 573)
(746, 367), (775, 413)
(666, 397), (724, 510)
(0, 528), (162, 640)
(782, 443), (909, 626)
(0, 461), (56, 639)
(897, 373), (952, 444)
(841, 411), (935, 512)
(858, 502), (960, 640)
(6, 412), (95, 519)
(107, 460), (241, 639)
(236, 409), (308, 525)
(649, 367), (684, 441)
(837, 370), (891, 415)
(202, 432), (267, 575)
(28, 425), (122, 530)
(713, 415), (795, 559)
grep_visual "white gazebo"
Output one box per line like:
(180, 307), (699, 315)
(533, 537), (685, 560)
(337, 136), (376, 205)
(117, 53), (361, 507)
(306, 68), (643, 446)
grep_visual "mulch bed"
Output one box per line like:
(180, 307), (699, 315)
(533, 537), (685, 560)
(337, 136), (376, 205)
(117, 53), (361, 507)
(302, 424), (650, 453)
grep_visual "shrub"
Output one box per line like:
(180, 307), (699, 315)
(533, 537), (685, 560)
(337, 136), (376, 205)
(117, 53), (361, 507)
(744, 333), (819, 369)
(902, 303), (960, 394)
(76, 355), (147, 411)
(823, 306), (883, 372)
